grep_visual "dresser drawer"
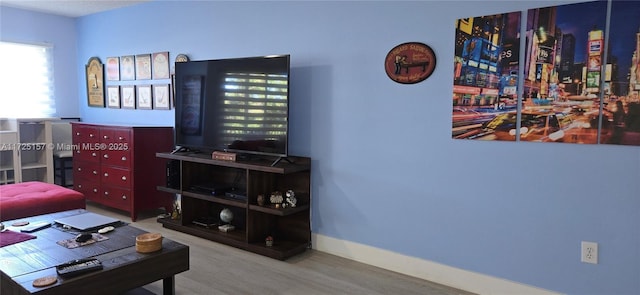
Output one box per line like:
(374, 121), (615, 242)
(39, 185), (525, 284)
(73, 125), (100, 144)
(101, 186), (131, 211)
(101, 128), (131, 144)
(74, 178), (101, 202)
(101, 149), (131, 167)
(74, 146), (101, 163)
(73, 161), (101, 182)
(101, 166), (131, 188)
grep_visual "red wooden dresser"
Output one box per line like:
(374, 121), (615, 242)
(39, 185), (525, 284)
(71, 122), (173, 221)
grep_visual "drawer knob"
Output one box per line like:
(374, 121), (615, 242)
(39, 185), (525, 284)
(118, 136), (124, 140)
(103, 154), (109, 159)
(76, 150), (80, 154)
(104, 191), (109, 196)
(78, 184), (82, 188)
(77, 167), (82, 171)
(121, 176), (127, 181)
(121, 156), (127, 161)
(103, 135), (109, 139)
(89, 134), (94, 138)
(104, 172), (109, 177)
(93, 170), (98, 175)
(122, 195), (127, 200)
(76, 132), (80, 136)
(91, 152), (97, 157)
(93, 188), (98, 193)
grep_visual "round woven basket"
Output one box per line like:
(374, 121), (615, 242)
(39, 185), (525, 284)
(136, 233), (162, 253)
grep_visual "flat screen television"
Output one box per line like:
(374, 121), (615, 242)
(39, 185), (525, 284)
(173, 54), (290, 159)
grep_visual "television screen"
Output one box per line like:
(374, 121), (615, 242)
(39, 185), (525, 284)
(174, 55), (290, 157)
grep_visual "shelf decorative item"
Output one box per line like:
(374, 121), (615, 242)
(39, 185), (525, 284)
(257, 194), (265, 206)
(270, 191), (283, 208)
(220, 208), (234, 224)
(171, 201), (181, 220)
(265, 236), (274, 247)
(284, 190), (297, 208)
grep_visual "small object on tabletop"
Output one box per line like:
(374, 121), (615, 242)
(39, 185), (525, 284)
(136, 233), (163, 253)
(12, 221), (29, 227)
(56, 258), (103, 277)
(265, 236), (274, 247)
(32, 276), (57, 287)
(20, 221), (51, 233)
(98, 226), (115, 234)
(75, 233), (93, 243)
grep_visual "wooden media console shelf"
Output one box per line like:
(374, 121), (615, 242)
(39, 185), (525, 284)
(156, 152), (311, 260)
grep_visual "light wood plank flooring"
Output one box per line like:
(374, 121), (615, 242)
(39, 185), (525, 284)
(87, 202), (475, 295)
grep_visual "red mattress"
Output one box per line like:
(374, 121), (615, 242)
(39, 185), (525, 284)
(0, 181), (85, 221)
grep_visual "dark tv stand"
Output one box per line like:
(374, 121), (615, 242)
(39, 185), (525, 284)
(155, 152), (312, 260)
(271, 156), (293, 167)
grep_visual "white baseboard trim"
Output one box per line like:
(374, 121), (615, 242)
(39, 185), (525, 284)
(312, 233), (563, 295)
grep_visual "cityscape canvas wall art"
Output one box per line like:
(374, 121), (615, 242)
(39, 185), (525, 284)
(452, 0), (640, 146)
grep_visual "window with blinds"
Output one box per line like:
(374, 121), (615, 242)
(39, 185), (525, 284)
(219, 72), (288, 145)
(0, 41), (56, 118)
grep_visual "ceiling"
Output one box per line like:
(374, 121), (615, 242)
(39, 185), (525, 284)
(0, 0), (149, 18)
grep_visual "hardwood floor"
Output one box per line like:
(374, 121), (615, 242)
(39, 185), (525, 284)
(87, 202), (475, 295)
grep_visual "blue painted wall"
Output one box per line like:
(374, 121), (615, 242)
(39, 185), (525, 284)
(3, 1), (640, 294)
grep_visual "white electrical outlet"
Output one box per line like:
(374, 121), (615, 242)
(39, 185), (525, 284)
(581, 241), (598, 264)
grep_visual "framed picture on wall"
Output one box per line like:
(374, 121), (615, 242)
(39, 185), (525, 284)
(85, 57), (105, 107)
(152, 52), (170, 79)
(120, 55), (135, 80)
(135, 54), (152, 80)
(153, 84), (171, 110)
(106, 57), (120, 81)
(106, 85), (120, 108)
(136, 85), (152, 109)
(121, 85), (135, 109)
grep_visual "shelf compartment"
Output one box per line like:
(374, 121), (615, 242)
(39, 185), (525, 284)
(158, 217), (247, 246)
(20, 167), (48, 182)
(20, 162), (48, 170)
(182, 191), (247, 208)
(157, 186), (181, 195)
(246, 240), (310, 260)
(157, 152), (311, 174)
(249, 204), (309, 216)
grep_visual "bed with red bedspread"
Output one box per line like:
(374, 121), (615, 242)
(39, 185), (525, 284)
(0, 181), (85, 221)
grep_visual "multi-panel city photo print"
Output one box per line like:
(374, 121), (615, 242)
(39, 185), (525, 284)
(453, 1), (640, 146)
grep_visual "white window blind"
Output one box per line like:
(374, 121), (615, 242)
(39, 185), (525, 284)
(0, 41), (56, 118)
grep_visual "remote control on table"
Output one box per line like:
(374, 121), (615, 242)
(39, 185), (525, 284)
(56, 258), (103, 277)
(19, 221), (51, 233)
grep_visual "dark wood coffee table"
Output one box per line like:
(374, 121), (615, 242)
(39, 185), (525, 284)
(0, 209), (189, 295)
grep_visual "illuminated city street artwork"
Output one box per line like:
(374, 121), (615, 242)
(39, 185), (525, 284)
(453, 11), (521, 141)
(452, 1), (640, 146)
(606, 0), (640, 145)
